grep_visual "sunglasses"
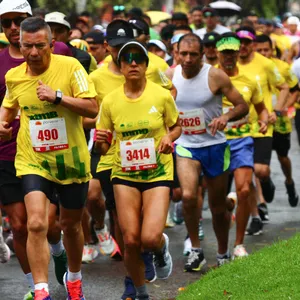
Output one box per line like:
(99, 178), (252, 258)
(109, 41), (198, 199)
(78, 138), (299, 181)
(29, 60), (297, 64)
(121, 53), (147, 64)
(1, 16), (26, 28)
(113, 5), (125, 11)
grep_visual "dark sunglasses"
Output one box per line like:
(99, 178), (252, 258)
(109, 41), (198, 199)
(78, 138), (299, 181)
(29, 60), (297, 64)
(1, 16), (26, 28)
(121, 53), (147, 64)
(113, 5), (125, 11)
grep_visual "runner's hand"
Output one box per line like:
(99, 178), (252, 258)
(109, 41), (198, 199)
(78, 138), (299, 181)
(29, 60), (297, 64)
(0, 121), (12, 141)
(268, 112), (277, 124)
(208, 115), (229, 136)
(37, 80), (56, 103)
(95, 129), (112, 144)
(158, 135), (173, 154)
(258, 120), (268, 134)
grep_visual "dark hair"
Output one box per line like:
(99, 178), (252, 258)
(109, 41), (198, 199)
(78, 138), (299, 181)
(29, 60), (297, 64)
(160, 24), (176, 40)
(255, 34), (273, 49)
(247, 11), (258, 17)
(80, 11), (91, 17)
(178, 33), (203, 53)
(174, 25), (193, 33)
(220, 32), (238, 39)
(240, 18), (254, 29)
(172, 12), (188, 21)
(190, 6), (203, 14)
(20, 17), (52, 43)
(236, 26), (256, 37)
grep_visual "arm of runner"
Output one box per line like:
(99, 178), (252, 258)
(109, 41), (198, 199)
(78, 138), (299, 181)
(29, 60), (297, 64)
(254, 102), (268, 134)
(0, 107), (18, 141)
(158, 118), (181, 154)
(82, 116), (98, 129)
(274, 81), (290, 111)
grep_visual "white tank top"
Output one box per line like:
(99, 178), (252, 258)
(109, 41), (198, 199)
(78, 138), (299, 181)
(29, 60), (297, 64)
(173, 63), (226, 148)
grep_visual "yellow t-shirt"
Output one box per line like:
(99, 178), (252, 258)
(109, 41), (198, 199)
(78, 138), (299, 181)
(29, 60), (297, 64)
(271, 57), (298, 134)
(221, 69), (263, 139)
(97, 80), (179, 183)
(3, 54), (97, 184)
(270, 33), (291, 57)
(238, 52), (285, 138)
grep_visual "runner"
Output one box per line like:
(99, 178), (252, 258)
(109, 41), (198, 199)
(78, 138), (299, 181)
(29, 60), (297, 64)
(203, 32), (220, 66)
(171, 33), (248, 269)
(0, 17), (98, 300)
(96, 40), (181, 300)
(235, 27), (289, 234)
(217, 32), (269, 257)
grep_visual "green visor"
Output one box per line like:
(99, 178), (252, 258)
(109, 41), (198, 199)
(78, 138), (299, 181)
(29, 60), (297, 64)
(216, 37), (240, 52)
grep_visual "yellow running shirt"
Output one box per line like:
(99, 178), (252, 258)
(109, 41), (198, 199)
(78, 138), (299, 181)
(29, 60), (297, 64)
(238, 52), (285, 138)
(271, 57), (298, 134)
(221, 69), (263, 139)
(3, 54), (97, 184)
(97, 80), (179, 182)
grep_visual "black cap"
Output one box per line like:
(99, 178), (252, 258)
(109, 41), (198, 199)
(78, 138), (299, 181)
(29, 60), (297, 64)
(129, 18), (150, 36)
(203, 32), (220, 46)
(83, 31), (104, 44)
(128, 7), (143, 18)
(172, 12), (188, 21)
(106, 20), (134, 47)
(202, 7), (218, 17)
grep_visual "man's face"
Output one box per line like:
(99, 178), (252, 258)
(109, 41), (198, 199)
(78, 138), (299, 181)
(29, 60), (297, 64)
(179, 40), (202, 75)
(20, 29), (52, 70)
(203, 44), (217, 60)
(88, 43), (107, 63)
(120, 48), (147, 80)
(255, 41), (272, 59)
(264, 24), (274, 36)
(148, 45), (165, 59)
(247, 16), (258, 29)
(75, 21), (89, 34)
(192, 10), (203, 28)
(218, 50), (239, 70)
(48, 23), (69, 43)
(172, 19), (188, 27)
(0, 12), (27, 47)
(239, 39), (254, 59)
(288, 24), (298, 34)
(204, 15), (217, 30)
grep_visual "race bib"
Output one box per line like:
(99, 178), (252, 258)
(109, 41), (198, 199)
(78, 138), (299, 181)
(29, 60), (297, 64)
(30, 118), (69, 152)
(179, 109), (206, 134)
(223, 107), (249, 129)
(120, 138), (157, 172)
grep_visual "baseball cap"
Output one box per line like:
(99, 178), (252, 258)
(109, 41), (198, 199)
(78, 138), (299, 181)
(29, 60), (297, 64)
(148, 40), (167, 52)
(216, 33), (240, 52)
(129, 18), (150, 36)
(0, 0), (32, 16)
(45, 12), (71, 29)
(106, 20), (134, 47)
(203, 32), (220, 46)
(83, 32), (104, 44)
(287, 16), (300, 25)
(117, 40), (149, 66)
(236, 26), (256, 41)
(0, 33), (9, 45)
(202, 7), (218, 17)
(171, 33), (184, 45)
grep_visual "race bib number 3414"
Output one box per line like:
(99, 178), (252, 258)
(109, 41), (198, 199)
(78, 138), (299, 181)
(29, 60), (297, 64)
(29, 118), (69, 152)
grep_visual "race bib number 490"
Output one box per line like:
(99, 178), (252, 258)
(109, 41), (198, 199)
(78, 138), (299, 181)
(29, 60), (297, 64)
(120, 138), (157, 172)
(179, 109), (206, 134)
(29, 118), (69, 152)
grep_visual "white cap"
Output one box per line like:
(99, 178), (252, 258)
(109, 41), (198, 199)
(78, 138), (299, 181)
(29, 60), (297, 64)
(0, 0), (32, 16)
(92, 24), (105, 33)
(148, 39), (167, 52)
(287, 16), (300, 25)
(45, 12), (71, 29)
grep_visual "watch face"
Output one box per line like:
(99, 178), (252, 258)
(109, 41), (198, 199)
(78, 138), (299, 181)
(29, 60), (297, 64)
(57, 90), (62, 98)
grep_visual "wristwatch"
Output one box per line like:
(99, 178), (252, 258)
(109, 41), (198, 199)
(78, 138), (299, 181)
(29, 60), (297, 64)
(54, 90), (63, 105)
(274, 110), (282, 117)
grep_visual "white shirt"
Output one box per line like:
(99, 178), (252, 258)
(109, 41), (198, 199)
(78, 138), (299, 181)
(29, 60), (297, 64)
(195, 24), (230, 39)
(292, 58), (300, 81)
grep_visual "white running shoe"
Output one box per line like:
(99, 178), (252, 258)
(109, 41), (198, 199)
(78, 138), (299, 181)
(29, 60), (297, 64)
(233, 244), (249, 259)
(183, 236), (192, 256)
(82, 244), (98, 263)
(227, 192), (237, 229)
(0, 242), (11, 263)
(97, 224), (116, 256)
(165, 211), (175, 228)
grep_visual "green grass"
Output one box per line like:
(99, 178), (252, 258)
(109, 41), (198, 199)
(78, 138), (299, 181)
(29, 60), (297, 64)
(177, 234), (300, 300)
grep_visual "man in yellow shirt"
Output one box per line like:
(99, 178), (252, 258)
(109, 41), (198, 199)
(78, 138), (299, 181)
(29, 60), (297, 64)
(256, 34), (299, 207)
(236, 26), (289, 235)
(0, 17), (98, 300)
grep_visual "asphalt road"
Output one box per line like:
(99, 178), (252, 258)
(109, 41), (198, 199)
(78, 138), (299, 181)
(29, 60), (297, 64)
(1, 130), (300, 300)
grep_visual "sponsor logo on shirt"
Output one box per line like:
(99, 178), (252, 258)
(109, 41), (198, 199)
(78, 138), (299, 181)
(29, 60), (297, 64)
(28, 111), (58, 120)
(122, 128), (149, 137)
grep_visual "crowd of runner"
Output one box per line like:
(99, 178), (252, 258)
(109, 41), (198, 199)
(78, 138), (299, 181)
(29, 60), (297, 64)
(0, 0), (300, 299)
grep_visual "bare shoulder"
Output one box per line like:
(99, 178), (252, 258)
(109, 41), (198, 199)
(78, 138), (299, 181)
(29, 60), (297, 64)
(208, 66), (230, 93)
(165, 67), (175, 80)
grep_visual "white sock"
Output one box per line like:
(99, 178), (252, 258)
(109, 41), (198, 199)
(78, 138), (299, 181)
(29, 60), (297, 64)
(50, 240), (65, 256)
(25, 273), (35, 291)
(34, 283), (49, 293)
(68, 269), (82, 282)
(217, 250), (230, 258)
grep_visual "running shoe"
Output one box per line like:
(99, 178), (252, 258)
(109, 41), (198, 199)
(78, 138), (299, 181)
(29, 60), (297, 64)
(23, 290), (34, 300)
(217, 254), (231, 267)
(183, 236), (191, 256)
(97, 224), (116, 256)
(227, 192), (236, 229)
(141, 252), (156, 283)
(184, 249), (206, 272)
(232, 244), (248, 259)
(5, 230), (14, 252)
(0, 242), (10, 263)
(2, 216), (11, 232)
(82, 244), (98, 263)
(52, 249), (68, 285)
(198, 219), (204, 240)
(258, 203), (269, 223)
(63, 272), (85, 300)
(285, 181), (299, 207)
(245, 218), (263, 236)
(153, 233), (173, 279)
(120, 276), (136, 300)
(110, 237), (122, 260)
(165, 211), (175, 228)
(261, 178), (275, 203)
(172, 201), (184, 225)
(34, 289), (51, 300)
